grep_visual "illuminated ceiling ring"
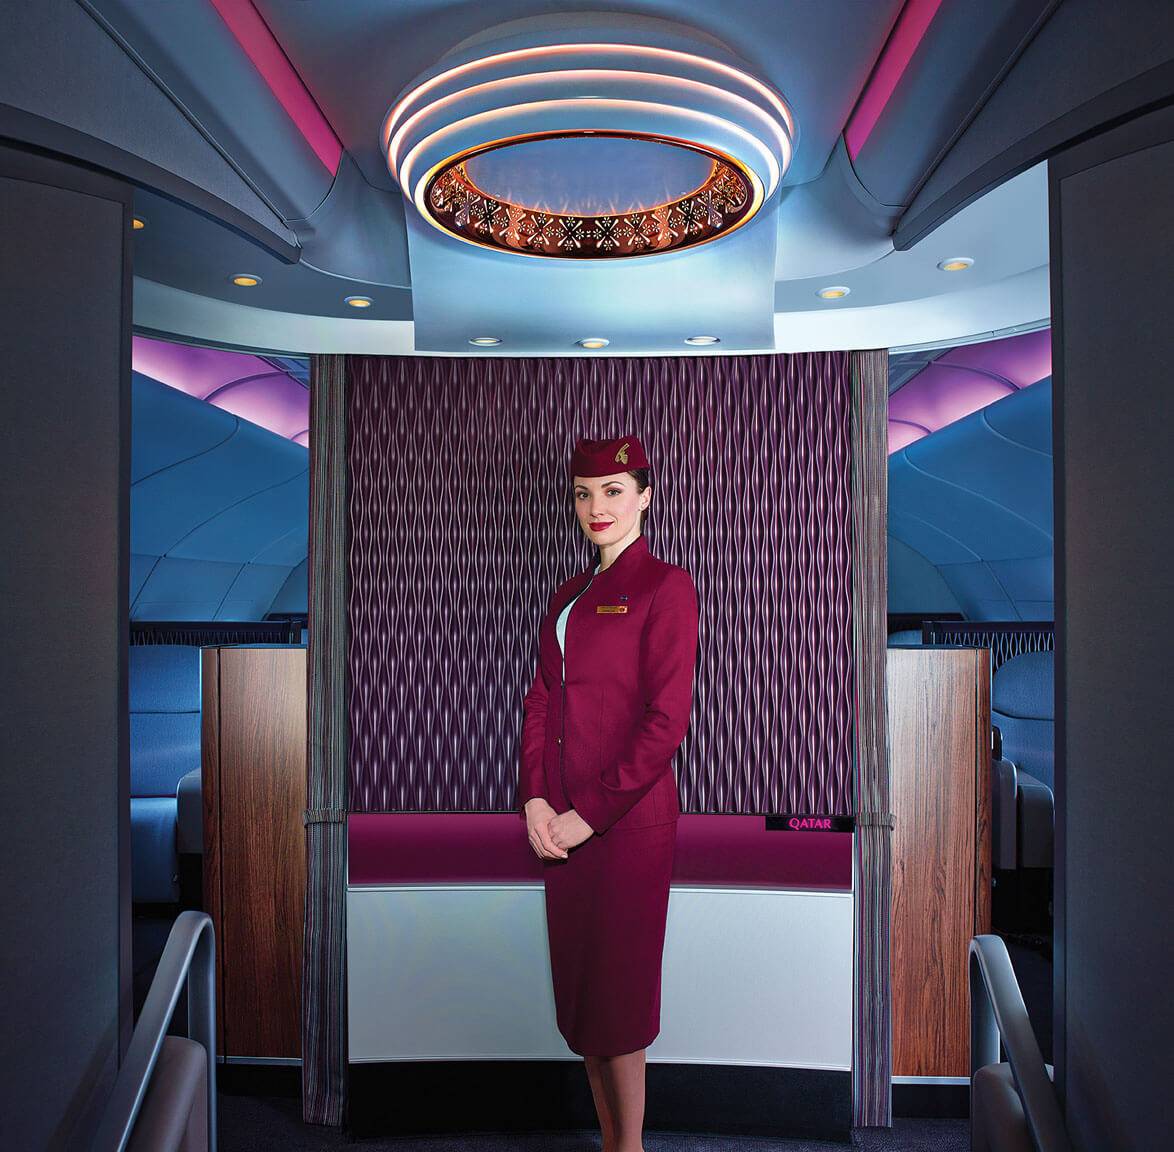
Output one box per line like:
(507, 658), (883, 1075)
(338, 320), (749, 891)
(382, 42), (796, 152)
(385, 67), (793, 181)
(415, 129), (763, 260)
(398, 97), (780, 206)
(382, 40), (794, 261)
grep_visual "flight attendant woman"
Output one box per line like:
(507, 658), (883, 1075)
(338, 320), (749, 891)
(517, 434), (700, 1152)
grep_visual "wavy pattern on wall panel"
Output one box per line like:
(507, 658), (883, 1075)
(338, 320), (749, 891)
(347, 353), (853, 816)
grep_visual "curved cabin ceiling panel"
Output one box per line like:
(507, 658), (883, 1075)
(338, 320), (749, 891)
(936, 326), (1051, 384)
(888, 343), (1053, 621)
(132, 555), (245, 621)
(131, 411), (305, 557)
(85, 0), (338, 221)
(887, 534), (963, 614)
(167, 471), (308, 564)
(215, 561), (300, 621)
(988, 554), (1053, 604)
(253, 0), (902, 192)
(887, 327), (1050, 452)
(985, 381), (1053, 453)
(250, 526), (311, 568)
(130, 187), (413, 319)
(847, 0), (1057, 207)
(0, 0), (293, 243)
(904, 386), (1053, 533)
(129, 343), (310, 622)
(887, 510), (979, 566)
(132, 335), (308, 442)
(203, 375), (309, 441)
(890, 366), (1015, 434)
(899, 0), (1174, 247)
(286, 152), (412, 288)
(889, 443), (1050, 561)
(935, 561), (1015, 606)
(130, 552), (157, 605)
(130, 372), (236, 483)
(131, 555), (291, 621)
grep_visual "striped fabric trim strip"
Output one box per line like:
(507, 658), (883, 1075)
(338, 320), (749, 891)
(849, 349), (893, 1128)
(302, 354), (349, 1126)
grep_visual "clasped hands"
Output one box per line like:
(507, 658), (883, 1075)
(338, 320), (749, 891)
(524, 798), (595, 859)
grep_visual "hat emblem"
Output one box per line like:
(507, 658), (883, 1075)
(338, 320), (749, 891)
(614, 442), (630, 464)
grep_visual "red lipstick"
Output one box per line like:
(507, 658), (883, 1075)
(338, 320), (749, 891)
(589, 521), (613, 533)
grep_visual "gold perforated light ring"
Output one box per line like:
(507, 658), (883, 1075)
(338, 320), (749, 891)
(419, 130), (762, 260)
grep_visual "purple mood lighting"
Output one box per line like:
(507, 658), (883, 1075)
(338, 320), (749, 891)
(132, 335), (309, 445)
(888, 328), (1051, 454)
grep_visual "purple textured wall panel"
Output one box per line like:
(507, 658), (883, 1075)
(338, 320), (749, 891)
(347, 353), (854, 816)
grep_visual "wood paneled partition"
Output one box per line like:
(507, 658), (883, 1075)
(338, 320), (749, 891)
(202, 646), (307, 1059)
(888, 645), (991, 1077)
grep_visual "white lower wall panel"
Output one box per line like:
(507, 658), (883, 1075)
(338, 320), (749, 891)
(347, 884), (853, 1068)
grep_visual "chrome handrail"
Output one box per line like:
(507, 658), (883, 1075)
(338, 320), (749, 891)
(90, 910), (217, 1152)
(970, 934), (1069, 1152)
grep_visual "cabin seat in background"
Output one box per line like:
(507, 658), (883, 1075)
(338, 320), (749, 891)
(887, 629), (923, 645)
(991, 651), (1055, 870)
(130, 644), (201, 903)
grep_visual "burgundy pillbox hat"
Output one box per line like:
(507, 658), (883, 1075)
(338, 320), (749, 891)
(569, 435), (650, 477)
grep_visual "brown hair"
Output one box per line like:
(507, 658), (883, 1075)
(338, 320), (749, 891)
(629, 468), (651, 530)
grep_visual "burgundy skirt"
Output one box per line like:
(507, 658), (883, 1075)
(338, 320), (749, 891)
(541, 819), (677, 1056)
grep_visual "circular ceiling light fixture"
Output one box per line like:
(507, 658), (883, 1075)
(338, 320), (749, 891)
(345, 295), (374, 308)
(685, 335), (721, 345)
(421, 132), (758, 259)
(816, 286), (850, 300)
(576, 337), (610, 349)
(468, 336), (502, 346)
(382, 40), (795, 261)
(231, 274), (261, 287)
(937, 256), (974, 272)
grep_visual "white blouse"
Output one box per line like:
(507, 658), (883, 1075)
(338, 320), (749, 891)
(555, 562), (601, 656)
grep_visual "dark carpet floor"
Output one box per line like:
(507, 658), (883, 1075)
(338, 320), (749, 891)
(134, 912), (1028, 1152)
(218, 1090), (967, 1150)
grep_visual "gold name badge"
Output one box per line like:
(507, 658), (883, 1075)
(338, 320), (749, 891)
(596, 605), (628, 614)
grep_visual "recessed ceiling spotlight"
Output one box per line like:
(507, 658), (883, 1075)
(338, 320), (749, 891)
(468, 336), (502, 346)
(937, 256), (974, 272)
(231, 273), (262, 287)
(685, 335), (721, 346)
(132, 216), (146, 230)
(816, 286), (850, 300)
(576, 337), (610, 350)
(345, 295), (373, 308)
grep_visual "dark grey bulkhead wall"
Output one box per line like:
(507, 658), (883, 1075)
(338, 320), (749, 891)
(1051, 103), (1174, 1151)
(0, 145), (131, 1149)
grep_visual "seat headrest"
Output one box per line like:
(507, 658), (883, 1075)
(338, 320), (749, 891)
(992, 650), (1054, 721)
(129, 644), (201, 713)
(887, 629), (922, 646)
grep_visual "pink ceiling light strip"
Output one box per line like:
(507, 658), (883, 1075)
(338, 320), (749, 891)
(845, 0), (943, 161)
(208, 0), (342, 174)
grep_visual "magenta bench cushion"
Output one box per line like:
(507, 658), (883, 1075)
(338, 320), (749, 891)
(348, 814), (851, 890)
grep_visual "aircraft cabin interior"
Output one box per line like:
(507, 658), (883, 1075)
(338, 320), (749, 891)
(2, 2), (1172, 1151)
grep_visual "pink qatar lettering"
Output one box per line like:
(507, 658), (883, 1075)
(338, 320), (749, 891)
(787, 817), (832, 831)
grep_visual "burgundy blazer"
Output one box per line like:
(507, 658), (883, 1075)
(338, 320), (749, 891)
(516, 534), (700, 834)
